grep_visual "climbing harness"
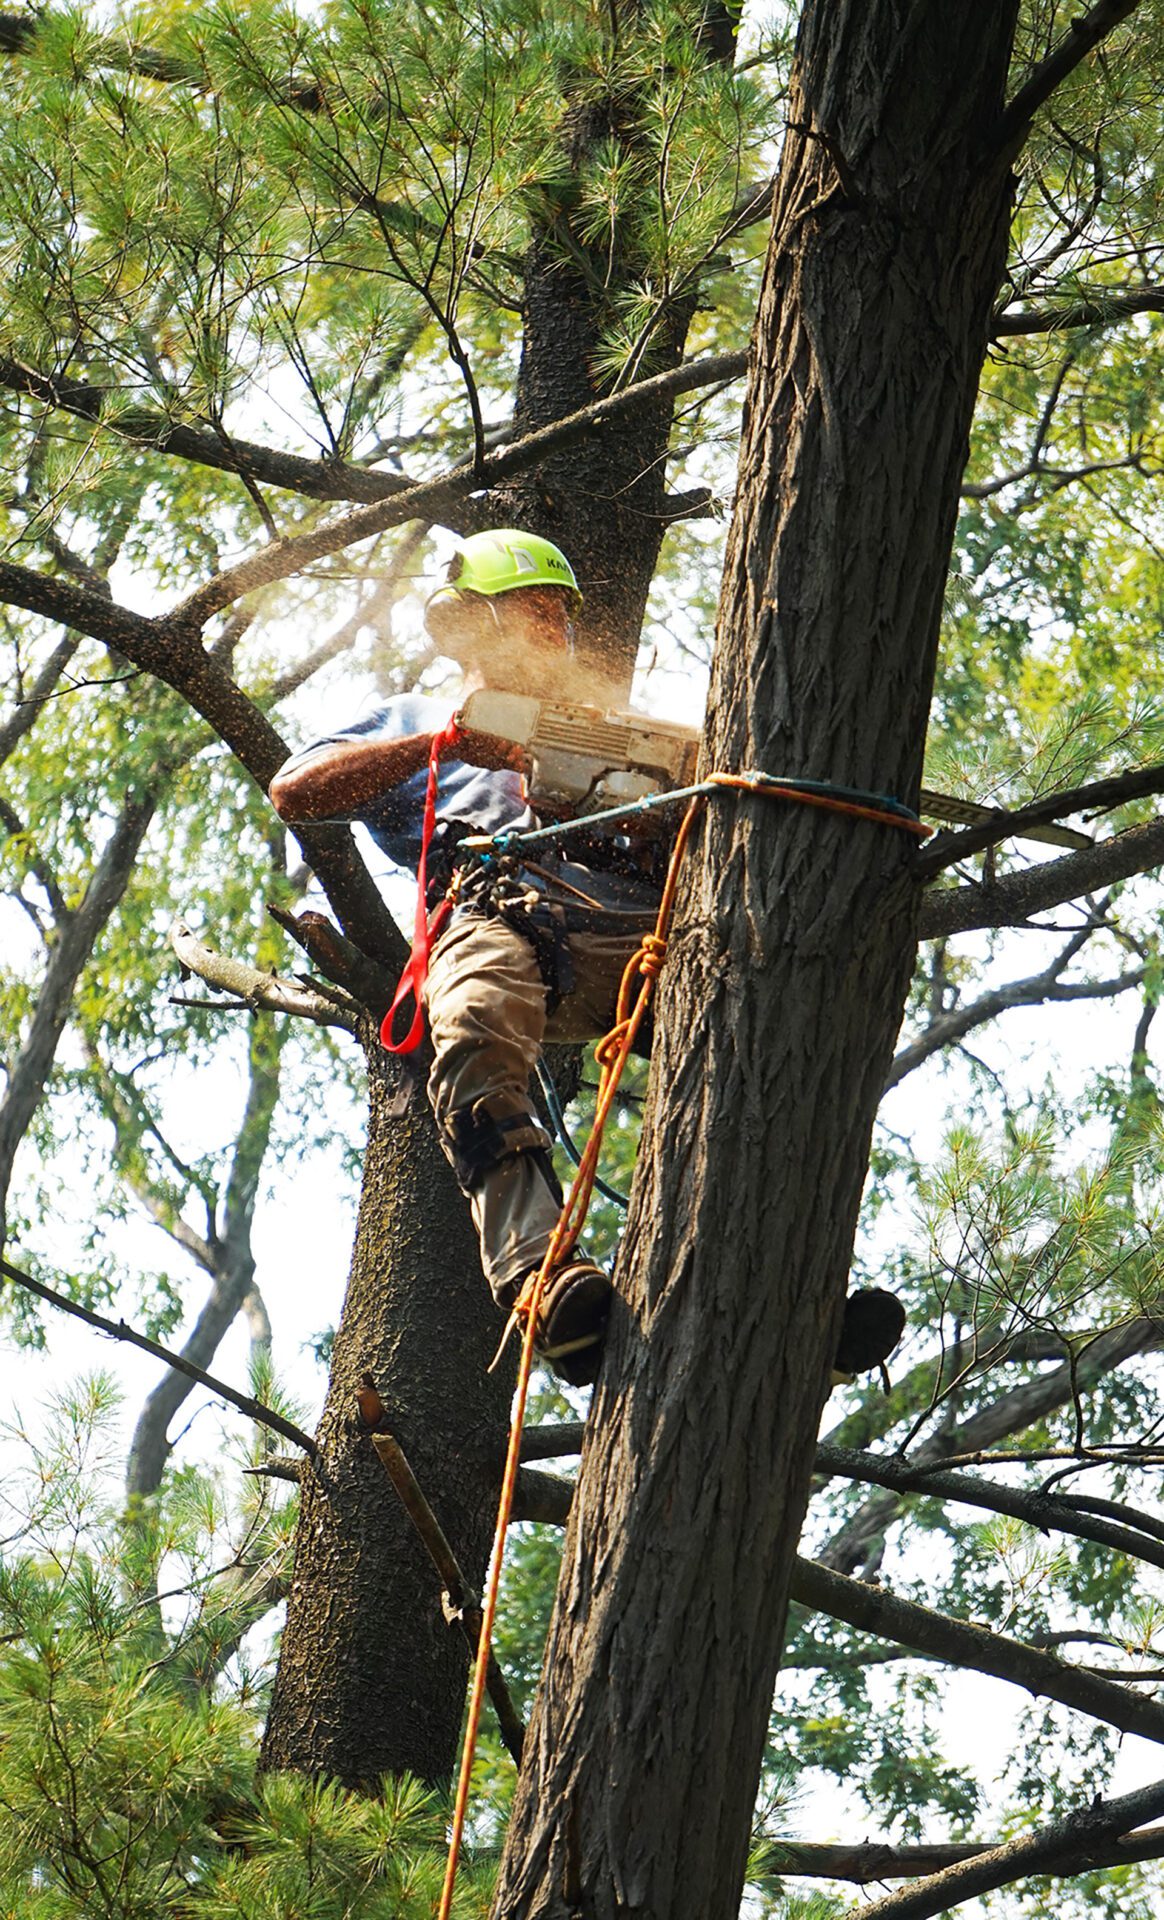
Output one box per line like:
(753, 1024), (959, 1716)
(434, 775), (929, 1920)
(381, 732), (930, 1059)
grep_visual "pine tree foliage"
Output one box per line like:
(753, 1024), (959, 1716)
(0, 1375), (496, 1917)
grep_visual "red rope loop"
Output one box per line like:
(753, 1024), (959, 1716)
(380, 716), (464, 1056)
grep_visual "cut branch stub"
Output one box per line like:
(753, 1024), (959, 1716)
(169, 917), (357, 1031)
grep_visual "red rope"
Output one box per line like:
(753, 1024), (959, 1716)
(380, 716), (463, 1056)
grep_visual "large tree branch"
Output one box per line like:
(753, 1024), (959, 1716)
(0, 357), (423, 507)
(372, 1432), (527, 1765)
(768, 1826), (1164, 1884)
(839, 1774), (1164, 1920)
(513, 1436), (1164, 1576)
(819, 1318), (1164, 1574)
(996, 0), (1146, 157)
(886, 958), (1145, 1087)
(813, 1442), (1164, 1575)
(2, 350), (750, 621)
(790, 1556), (1164, 1746)
(0, 559), (398, 959)
(168, 351), (752, 627)
(169, 919), (358, 1031)
(994, 286), (1164, 336)
(917, 757), (1164, 878)
(919, 816), (1164, 941)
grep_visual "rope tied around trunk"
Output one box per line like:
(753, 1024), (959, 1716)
(436, 773), (926, 1920)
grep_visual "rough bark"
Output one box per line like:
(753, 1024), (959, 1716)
(259, 1025), (519, 1786)
(498, 237), (694, 690)
(492, 8), (1021, 1917)
(493, 14), (742, 688)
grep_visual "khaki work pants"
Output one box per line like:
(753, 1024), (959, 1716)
(423, 907), (655, 1301)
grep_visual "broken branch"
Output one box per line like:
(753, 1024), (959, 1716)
(170, 918), (358, 1031)
(371, 1431), (526, 1764)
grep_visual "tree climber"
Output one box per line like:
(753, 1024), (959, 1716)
(269, 528), (904, 1390)
(270, 529), (646, 1385)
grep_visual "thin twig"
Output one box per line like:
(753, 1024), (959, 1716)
(0, 1255), (318, 1458)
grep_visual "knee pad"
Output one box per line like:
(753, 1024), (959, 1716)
(443, 1089), (561, 1201)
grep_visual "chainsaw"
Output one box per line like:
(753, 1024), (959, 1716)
(457, 688), (1092, 851)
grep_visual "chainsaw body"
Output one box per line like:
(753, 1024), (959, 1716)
(458, 688), (699, 814)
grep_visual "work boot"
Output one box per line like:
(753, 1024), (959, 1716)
(833, 1288), (906, 1384)
(529, 1260), (613, 1388)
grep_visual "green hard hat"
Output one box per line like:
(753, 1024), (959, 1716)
(445, 528), (581, 608)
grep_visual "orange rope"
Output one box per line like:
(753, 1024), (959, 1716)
(436, 773), (925, 1918)
(436, 798), (702, 1920)
(703, 772), (933, 839)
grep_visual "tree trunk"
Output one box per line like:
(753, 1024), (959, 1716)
(260, 1026), (518, 1786)
(497, 237), (693, 691)
(261, 1), (738, 1791)
(493, 6), (1020, 1915)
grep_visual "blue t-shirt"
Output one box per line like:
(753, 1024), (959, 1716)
(279, 693), (535, 876)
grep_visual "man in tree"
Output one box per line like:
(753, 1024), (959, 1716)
(271, 525), (905, 1393)
(270, 527), (662, 1384)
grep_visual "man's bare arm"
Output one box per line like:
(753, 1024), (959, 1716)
(268, 729), (527, 822)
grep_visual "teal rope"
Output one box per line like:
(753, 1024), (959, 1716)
(536, 1060), (630, 1211)
(460, 769), (923, 857)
